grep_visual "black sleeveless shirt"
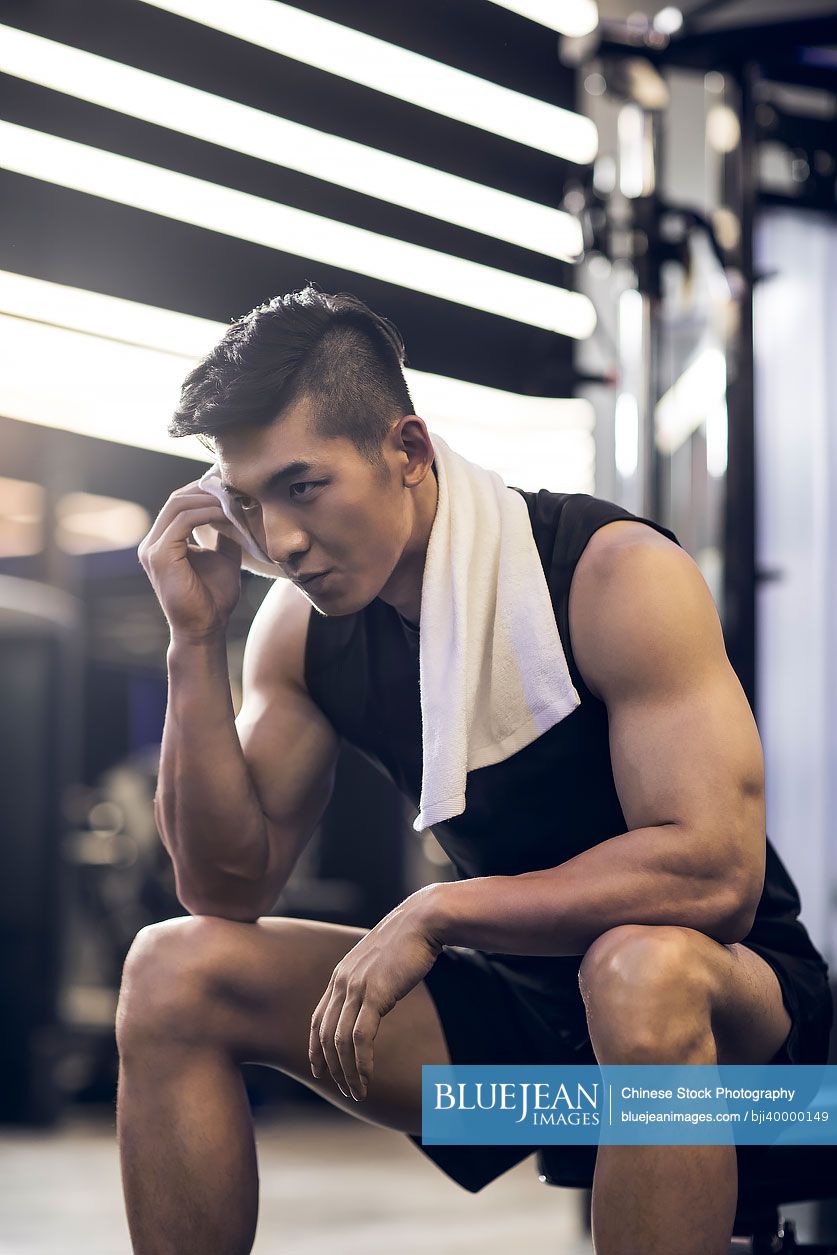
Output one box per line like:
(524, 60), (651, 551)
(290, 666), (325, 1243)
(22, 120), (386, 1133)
(303, 488), (827, 1030)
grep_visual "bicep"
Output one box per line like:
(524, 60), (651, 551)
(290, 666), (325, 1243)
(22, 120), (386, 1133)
(572, 536), (766, 899)
(236, 680), (339, 845)
(236, 581), (341, 889)
(607, 655), (765, 872)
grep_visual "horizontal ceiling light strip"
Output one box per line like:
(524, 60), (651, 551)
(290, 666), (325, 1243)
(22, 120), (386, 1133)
(0, 314), (595, 492)
(136, 0), (598, 165)
(0, 25), (582, 262)
(0, 313), (207, 460)
(0, 271), (595, 429)
(485, 0), (599, 38)
(0, 270), (215, 358)
(0, 122), (596, 338)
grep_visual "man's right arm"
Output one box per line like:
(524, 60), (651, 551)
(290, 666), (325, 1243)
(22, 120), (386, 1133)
(156, 578), (340, 922)
(137, 479), (340, 922)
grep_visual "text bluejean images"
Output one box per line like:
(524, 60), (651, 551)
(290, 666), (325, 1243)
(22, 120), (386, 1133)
(420, 1065), (837, 1145)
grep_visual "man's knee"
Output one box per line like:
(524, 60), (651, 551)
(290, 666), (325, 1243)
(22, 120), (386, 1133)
(116, 915), (247, 1056)
(578, 924), (715, 1062)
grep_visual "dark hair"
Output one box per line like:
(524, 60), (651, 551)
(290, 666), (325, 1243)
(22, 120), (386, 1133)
(168, 283), (414, 468)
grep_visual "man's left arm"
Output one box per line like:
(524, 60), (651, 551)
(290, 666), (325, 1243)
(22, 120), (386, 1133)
(419, 529), (768, 955)
(309, 529), (769, 1099)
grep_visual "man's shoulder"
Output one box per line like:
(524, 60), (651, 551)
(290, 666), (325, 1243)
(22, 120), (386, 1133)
(515, 486), (635, 532)
(243, 577), (313, 694)
(579, 515), (676, 569)
(515, 487), (675, 569)
(569, 521), (701, 702)
(541, 488), (680, 562)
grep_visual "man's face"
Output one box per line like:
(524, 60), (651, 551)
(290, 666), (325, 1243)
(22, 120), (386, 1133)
(215, 396), (413, 615)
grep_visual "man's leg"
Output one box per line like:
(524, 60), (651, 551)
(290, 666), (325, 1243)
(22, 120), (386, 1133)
(115, 914), (451, 1255)
(578, 924), (794, 1255)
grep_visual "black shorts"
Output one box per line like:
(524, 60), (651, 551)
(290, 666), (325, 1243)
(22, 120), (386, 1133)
(407, 940), (834, 1194)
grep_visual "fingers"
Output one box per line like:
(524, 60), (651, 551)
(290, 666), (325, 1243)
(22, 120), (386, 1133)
(309, 978), (375, 1103)
(139, 485), (228, 555)
(138, 502), (240, 572)
(333, 996), (368, 1102)
(317, 994), (351, 1098)
(350, 1005), (379, 1099)
(308, 975), (334, 1084)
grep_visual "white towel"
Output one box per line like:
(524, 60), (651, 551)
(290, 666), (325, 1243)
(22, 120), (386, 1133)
(194, 466), (287, 579)
(193, 433), (581, 832)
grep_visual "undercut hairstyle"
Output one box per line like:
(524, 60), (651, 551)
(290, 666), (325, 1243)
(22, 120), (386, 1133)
(168, 283), (415, 469)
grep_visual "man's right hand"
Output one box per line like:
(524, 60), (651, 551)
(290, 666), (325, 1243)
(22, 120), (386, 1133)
(138, 479), (245, 643)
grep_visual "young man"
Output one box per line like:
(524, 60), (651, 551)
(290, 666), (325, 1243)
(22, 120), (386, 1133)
(120, 285), (831, 1254)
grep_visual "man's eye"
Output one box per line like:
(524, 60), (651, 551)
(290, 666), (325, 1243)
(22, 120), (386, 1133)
(289, 481), (323, 500)
(233, 496), (259, 513)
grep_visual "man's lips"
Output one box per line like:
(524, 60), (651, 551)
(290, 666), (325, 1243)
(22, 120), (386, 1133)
(294, 569), (331, 587)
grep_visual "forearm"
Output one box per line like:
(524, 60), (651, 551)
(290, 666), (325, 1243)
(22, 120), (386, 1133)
(157, 635), (269, 905)
(423, 823), (750, 957)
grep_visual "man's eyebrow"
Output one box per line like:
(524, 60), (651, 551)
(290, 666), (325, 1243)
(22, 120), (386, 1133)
(220, 460), (317, 496)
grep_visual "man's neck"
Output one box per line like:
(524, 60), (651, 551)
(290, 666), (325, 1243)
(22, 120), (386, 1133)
(377, 460), (438, 625)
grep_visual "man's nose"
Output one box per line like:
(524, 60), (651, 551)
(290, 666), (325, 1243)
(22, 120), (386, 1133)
(261, 514), (310, 568)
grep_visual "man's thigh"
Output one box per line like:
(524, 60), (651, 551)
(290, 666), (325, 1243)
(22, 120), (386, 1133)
(124, 914), (451, 1136)
(701, 938), (793, 1065)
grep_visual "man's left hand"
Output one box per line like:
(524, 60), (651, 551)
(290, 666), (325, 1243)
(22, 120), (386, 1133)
(308, 888), (444, 1102)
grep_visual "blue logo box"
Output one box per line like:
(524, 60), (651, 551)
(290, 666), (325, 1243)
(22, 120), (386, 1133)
(420, 1064), (837, 1145)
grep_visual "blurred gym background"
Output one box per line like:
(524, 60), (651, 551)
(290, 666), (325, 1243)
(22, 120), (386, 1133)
(0, 1), (835, 1251)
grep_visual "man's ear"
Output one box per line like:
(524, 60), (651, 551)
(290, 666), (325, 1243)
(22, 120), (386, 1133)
(397, 415), (435, 487)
